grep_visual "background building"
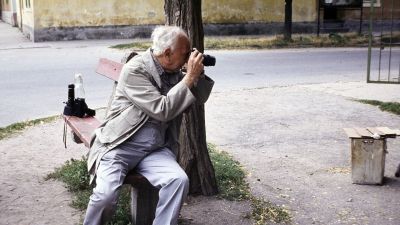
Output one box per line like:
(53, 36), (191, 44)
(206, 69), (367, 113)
(0, 0), (398, 42)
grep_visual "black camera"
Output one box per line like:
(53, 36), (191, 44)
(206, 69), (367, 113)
(203, 54), (216, 67)
(191, 49), (216, 67)
(63, 84), (95, 118)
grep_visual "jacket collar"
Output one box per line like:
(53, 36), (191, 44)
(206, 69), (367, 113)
(142, 48), (162, 89)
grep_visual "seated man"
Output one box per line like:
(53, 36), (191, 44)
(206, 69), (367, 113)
(83, 25), (214, 225)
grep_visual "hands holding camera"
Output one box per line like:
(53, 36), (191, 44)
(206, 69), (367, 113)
(183, 49), (204, 88)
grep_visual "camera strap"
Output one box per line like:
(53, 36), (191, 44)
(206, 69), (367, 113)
(63, 117), (68, 149)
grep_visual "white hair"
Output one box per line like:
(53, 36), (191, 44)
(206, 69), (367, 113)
(151, 26), (188, 56)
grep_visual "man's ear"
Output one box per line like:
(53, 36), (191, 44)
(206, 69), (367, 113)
(164, 48), (172, 61)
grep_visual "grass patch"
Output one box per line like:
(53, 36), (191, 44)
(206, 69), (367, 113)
(208, 143), (250, 201)
(109, 32), (400, 50)
(208, 143), (291, 224)
(111, 42), (152, 50)
(251, 197), (291, 225)
(356, 99), (400, 115)
(48, 144), (291, 224)
(0, 115), (59, 141)
(46, 157), (132, 225)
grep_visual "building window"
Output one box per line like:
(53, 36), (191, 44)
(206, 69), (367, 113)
(25, 0), (31, 8)
(363, 0), (381, 7)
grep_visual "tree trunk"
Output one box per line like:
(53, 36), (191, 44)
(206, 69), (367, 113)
(284, 0), (292, 41)
(164, 0), (218, 195)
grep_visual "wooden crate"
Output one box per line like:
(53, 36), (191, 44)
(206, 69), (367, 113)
(351, 138), (386, 184)
(344, 127), (399, 185)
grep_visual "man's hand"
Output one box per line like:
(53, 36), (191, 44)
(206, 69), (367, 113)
(183, 49), (204, 88)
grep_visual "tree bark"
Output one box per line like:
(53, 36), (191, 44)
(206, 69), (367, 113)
(284, 0), (293, 41)
(164, 0), (218, 195)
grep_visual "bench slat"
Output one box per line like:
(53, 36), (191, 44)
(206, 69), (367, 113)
(366, 127), (385, 136)
(393, 129), (400, 136)
(343, 128), (362, 138)
(63, 115), (101, 147)
(376, 127), (397, 138)
(96, 58), (123, 82)
(354, 127), (373, 138)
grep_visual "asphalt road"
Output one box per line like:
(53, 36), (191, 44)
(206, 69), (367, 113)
(0, 40), (398, 127)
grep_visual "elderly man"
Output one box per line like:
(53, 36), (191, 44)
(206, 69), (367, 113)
(83, 26), (214, 225)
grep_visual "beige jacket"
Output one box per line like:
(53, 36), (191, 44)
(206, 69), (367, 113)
(87, 49), (214, 183)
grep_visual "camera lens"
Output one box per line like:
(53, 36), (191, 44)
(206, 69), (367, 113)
(190, 49), (216, 67)
(68, 84), (75, 103)
(203, 54), (216, 67)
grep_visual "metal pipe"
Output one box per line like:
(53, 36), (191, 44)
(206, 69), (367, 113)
(366, 0), (375, 83)
(378, 3), (384, 81)
(387, 0), (394, 82)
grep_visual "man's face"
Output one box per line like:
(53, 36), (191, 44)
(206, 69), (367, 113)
(165, 36), (191, 72)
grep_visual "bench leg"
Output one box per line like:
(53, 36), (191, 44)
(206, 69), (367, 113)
(71, 131), (83, 144)
(130, 184), (159, 225)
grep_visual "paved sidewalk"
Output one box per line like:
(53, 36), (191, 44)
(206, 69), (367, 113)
(0, 21), (140, 50)
(0, 21), (29, 46)
(206, 81), (400, 225)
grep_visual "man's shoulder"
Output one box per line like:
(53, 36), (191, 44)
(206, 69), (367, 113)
(124, 50), (155, 71)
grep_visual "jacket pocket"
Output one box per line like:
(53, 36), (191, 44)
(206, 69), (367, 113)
(100, 105), (144, 144)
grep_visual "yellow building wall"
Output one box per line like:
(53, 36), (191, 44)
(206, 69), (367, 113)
(203, 0), (316, 23)
(33, 0), (317, 30)
(34, 0), (165, 29)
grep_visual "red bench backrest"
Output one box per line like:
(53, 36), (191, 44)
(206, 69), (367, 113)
(96, 58), (123, 82)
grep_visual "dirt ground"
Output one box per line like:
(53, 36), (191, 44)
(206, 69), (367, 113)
(205, 81), (400, 225)
(0, 116), (252, 225)
(0, 81), (399, 225)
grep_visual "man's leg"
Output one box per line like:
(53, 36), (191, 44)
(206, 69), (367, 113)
(136, 148), (189, 225)
(83, 148), (144, 225)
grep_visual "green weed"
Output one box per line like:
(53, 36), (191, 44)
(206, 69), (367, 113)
(111, 42), (151, 50)
(208, 143), (250, 201)
(251, 197), (291, 224)
(46, 157), (132, 225)
(208, 143), (291, 224)
(49, 144), (291, 224)
(0, 116), (58, 141)
(357, 99), (400, 115)
(109, 32), (400, 50)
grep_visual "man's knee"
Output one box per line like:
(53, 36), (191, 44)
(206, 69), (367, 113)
(90, 185), (119, 208)
(172, 170), (189, 189)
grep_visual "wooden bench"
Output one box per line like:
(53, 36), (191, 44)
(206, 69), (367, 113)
(343, 127), (400, 184)
(63, 57), (158, 225)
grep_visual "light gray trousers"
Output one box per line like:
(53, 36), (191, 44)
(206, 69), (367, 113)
(83, 147), (189, 225)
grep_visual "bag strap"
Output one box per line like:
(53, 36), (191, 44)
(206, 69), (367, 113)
(63, 117), (67, 149)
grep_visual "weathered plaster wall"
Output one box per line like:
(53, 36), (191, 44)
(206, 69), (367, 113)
(33, 0), (317, 29)
(34, 0), (164, 29)
(31, 0), (318, 42)
(202, 0), (316, 23)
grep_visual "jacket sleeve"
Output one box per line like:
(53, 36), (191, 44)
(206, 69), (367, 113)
(190, 74), (214, 104)
(121, 64), (196, 122)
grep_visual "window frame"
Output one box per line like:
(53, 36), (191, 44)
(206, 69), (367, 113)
(24, 0), (31, 9)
